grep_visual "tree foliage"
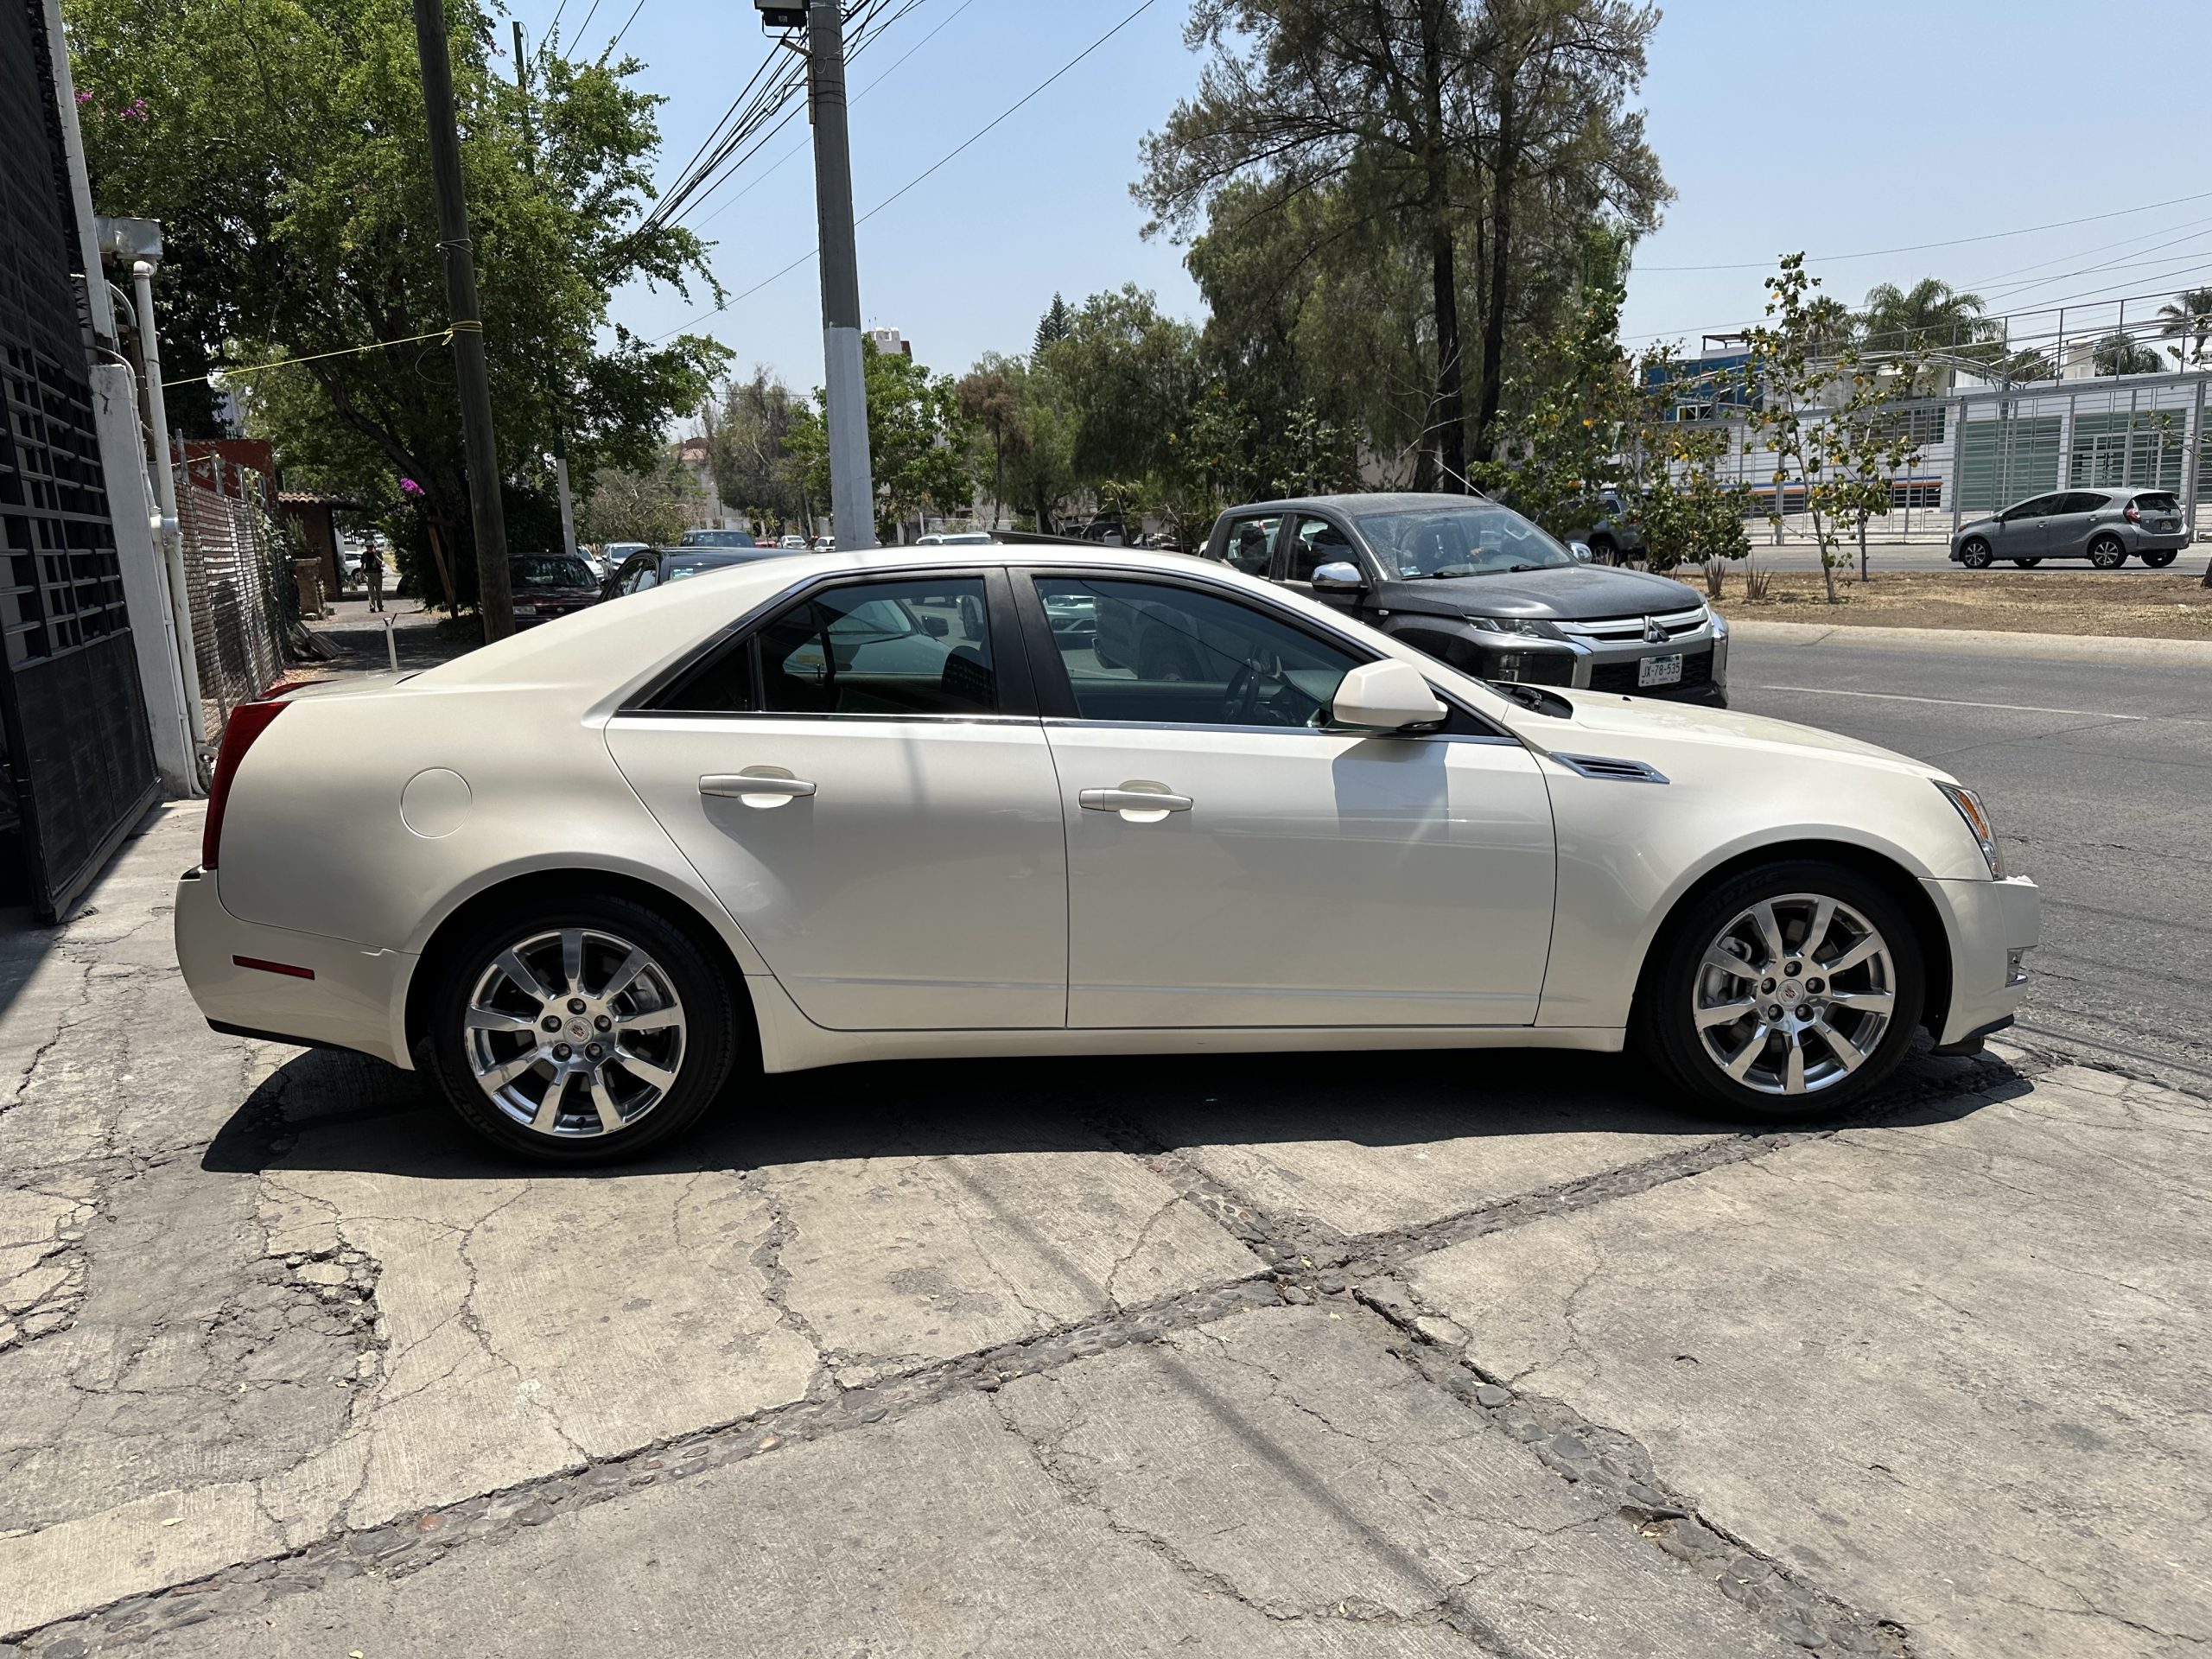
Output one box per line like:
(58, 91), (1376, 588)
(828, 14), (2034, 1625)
(67, 0), (727, 602)
(787, 342), (972, 541)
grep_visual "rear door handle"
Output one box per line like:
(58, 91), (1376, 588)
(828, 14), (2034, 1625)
(702, 769), (817, 808)
(1079, 783), (1192, 821)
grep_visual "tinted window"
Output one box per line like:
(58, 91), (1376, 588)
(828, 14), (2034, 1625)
(512, 555), (594, 588)
(757, 577), (994, 717)
(1039, 576), (1361, 728)
(2055, 493), (2107, 514)
(2002, 495), (2058, 520)
(1287, 514), (1359, 582)
(680, 530), (758, 548)
(2134, 493), (2180, 512)
(1213, 515), (1281, 575)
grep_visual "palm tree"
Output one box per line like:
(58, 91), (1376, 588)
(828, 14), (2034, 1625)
(2091, 332), (2163, 377)
(2156, 287), (2212, 368)
(1859, 278), (1996, 391)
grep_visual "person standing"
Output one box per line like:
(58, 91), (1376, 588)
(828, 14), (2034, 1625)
(364, 537), (385, 612)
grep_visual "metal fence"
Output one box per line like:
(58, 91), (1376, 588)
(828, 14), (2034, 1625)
(175, 448), (288, 739)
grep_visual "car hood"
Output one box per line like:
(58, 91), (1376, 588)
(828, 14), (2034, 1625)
(1956, 516), (2000, 536)
(1371, 563), (1696, 621)
(1510, 685), (1940, 776)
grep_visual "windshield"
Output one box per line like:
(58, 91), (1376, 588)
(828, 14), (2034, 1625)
(1350, 502), (1577, 579)
(680, 530), (757, 548)
(510, 555), (594, 589)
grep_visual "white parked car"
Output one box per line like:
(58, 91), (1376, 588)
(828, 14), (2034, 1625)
(176, 548), (2038, 1163)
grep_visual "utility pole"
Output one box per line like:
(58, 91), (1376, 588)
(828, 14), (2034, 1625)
(411, 0), (513, 638)
(512, 20), (581, 565)
(758, 1), (875, 549)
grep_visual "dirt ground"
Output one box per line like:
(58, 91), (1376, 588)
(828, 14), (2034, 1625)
(1672, 565), (2212, 639)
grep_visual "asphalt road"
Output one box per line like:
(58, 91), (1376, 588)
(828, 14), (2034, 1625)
(1729, 631), (2212, 1085)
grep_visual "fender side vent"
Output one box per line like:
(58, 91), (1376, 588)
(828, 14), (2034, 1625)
(1553, 753), (1669, 785)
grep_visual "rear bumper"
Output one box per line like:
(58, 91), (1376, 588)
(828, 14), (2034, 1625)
(174, 868), (416, 1066)
(1924, 874), (2040, 1046)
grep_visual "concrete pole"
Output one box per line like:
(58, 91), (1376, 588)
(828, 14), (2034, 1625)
(411, 0), (514, 637)
(130, 262), (207, 753)
(807, 0), (876, 550)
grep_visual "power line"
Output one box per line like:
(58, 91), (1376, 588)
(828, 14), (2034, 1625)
(653, 0), (1158, 343)
(602, 0), (647, 58)
(687, 0), (978, 234)
(1635, 188), (2212, 273)
(572, 0), (605, 46)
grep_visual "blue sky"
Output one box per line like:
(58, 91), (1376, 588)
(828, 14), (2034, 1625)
(547, 0), (2212, 394)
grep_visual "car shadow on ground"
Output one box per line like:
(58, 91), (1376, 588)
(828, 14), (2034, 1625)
(202, 1038), (2024, 1185)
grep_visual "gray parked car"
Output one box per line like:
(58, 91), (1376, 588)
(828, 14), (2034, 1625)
(1186, 492), (1729, 705)
(1950, 488), (2188, 569)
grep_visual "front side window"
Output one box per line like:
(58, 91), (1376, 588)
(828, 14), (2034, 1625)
(758, 577), (994, 716)
(1040, 575), (1361, 728)
(1286, 515), (1360, 582)
(1348, 501), (1575, 579)
(2003, 495), (2057, 521)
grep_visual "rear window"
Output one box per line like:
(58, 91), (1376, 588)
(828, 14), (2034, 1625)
(2133, 493), (2180, 512)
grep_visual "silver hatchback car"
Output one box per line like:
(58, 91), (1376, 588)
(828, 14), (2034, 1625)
(1950, 488), (2189, 569)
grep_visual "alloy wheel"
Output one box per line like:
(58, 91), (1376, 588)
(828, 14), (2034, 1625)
(463, 926), (687, 1138)
(1690, 893), (1896, 1097)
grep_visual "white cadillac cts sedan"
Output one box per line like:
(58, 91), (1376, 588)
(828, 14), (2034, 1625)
(175, 548), (2039, 1163)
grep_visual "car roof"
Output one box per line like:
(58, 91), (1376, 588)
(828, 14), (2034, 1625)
(1218, 492), (1500, 517)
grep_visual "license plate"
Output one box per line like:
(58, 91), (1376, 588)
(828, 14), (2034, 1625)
(2154, 519), (2178, 532)
(1638, 653), (1683, 688)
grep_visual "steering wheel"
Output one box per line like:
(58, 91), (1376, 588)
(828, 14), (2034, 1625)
(1223, 663), (1261, 724)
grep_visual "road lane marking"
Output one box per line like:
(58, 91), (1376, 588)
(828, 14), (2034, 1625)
(1754, 685), (2147, 720)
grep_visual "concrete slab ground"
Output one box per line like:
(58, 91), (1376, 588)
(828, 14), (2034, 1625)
(1408, 1067), (2212, 1659)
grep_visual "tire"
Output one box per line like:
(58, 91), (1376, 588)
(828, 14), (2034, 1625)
(2088, 537), (2126, 570)
(1632, 859), (1925, 1124)
(1587, 535), (1618, 566)
(1957, 539), (1993, 569)
(419, 893), (744, 1165)
(2141, 550), (2177, 569)
(2012, 557), (2041, 568)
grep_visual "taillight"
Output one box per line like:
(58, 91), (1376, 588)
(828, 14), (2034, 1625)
(202, 698), (291, 869)
(2125, 505), (2141, 523)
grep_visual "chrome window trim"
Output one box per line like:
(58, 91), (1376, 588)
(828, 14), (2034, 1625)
(1039, 717), (1519, 747)
(609, 709), (1043, 728)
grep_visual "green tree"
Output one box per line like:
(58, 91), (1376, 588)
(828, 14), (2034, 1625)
(788, 342), (972, 542)
(1033, 294), (1074, 355)
(67, 0), (726, 607)
(954, 357), (1023, 526)
(2157, 287), (2212, 368)
(2091, 332), (2164, 377)
(709, 370), (812, 529)
(582, 455), (696, 547)
(1140, 0), (1667, 488)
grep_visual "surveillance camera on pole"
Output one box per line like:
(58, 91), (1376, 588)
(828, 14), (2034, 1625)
(757, 0), (876, 549)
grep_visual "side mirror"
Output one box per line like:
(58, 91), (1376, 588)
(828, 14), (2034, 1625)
(1310, 559), (1368, 594)
(1570, 541), (1595, 563)
(922, 614), (950, 638)
(1331, 659), (1446, 732)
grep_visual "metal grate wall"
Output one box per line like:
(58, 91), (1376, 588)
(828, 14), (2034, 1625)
(176, 450), (288, 735)
(0, 0), (158, 919)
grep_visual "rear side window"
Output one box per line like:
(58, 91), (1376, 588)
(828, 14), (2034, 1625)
(1211, 514), (1281, 575)
(758, 577), (995, 717)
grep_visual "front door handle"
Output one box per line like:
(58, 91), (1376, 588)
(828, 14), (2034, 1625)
(1079, 782), (1192, 822)
(702, 769), (817, 809)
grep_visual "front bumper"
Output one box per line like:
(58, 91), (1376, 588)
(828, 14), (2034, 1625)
(1923, 874), (2040, 1046)
(174, 868), (416, 1065)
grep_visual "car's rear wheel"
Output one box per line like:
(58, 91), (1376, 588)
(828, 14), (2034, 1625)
(1635, 861), (1925, 1123)
(2141, 550), (2177, 569)
(2012, 557), (2041, 568)
(1957, 538), (1993, 569)
(421, 893), (742, 1164)
(2088, 536), (2126, 569)
(1587, 534), (1618, 565)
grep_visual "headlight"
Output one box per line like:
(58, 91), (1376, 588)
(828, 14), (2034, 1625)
(1469, 615), (1565, 641)
(1935, 781), (2003, 878)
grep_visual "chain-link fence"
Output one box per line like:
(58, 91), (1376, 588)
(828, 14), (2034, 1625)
(175, 448), (289, 741)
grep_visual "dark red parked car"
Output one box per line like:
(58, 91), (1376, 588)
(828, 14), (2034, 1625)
(508, 554), (602, 626)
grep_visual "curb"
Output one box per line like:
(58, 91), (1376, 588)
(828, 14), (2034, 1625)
(1725, 617), (2212, 667)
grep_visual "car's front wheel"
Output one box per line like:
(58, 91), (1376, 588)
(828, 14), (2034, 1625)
(1636, 861), (1925, 1122)
(420, 893), (742, 1163)
(1957, 538), (1993, 569)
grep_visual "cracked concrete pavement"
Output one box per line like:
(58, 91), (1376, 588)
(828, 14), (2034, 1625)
(2, 804), (2208, 1657)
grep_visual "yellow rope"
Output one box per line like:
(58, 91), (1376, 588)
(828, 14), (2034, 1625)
(165, 321), (483, 388)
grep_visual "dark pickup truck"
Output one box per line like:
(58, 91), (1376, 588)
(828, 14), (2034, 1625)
(1143, 491), (1729, 706)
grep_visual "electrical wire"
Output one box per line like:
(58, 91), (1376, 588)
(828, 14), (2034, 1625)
(652, 0), (1159, 343)
(1637, 188), (2212, 273)
(601, 0), (647, 59)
